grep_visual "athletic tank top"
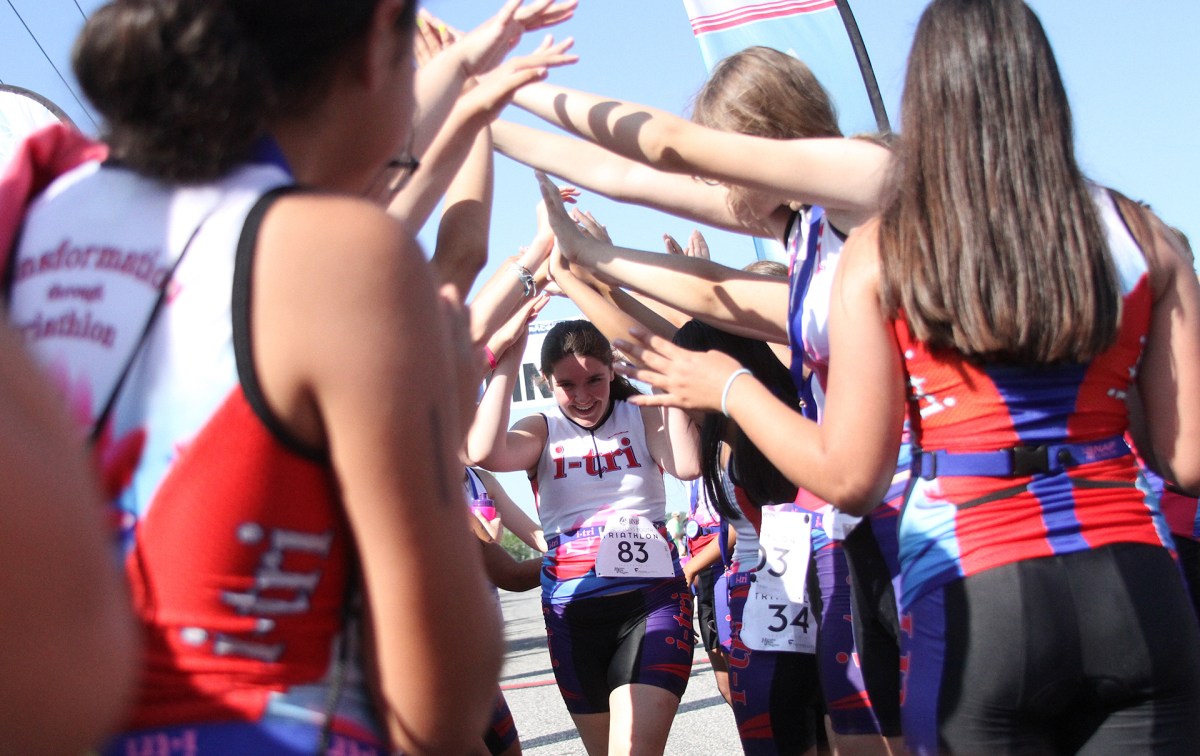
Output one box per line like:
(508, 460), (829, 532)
(534, 399), (678, 602)
(727, 488), (763, 572)
(9, 160), (382, 740)
(893, 185), (1169, 608)
(786, 206), (844, 415)
(785, 208), (912, 530)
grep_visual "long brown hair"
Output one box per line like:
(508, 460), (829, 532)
(878, 0), (1118, 364)
(691, 46), (842, 141)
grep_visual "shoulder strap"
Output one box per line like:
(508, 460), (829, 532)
(89, 203), (218, 445)
(1108, 188), (1156, 259)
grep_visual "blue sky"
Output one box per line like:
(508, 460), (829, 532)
(419, 0), (1200, 323)
(5, 0), (1195, 306)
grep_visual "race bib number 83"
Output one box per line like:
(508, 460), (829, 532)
(595, 513), (674, 578)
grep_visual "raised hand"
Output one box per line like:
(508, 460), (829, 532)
(414, 10), (459, 68)
(488, 292), (547, 364)
(461, 35), (577, 123)
(613, 326), (746, 407)
(455, 0), (578, 79)
(536, 185), (579, 238)
(535, 170), (593, 263)
(571, 207), (612, 244)
(664, 228), (710, 259)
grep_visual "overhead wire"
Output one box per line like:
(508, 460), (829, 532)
(4, 0), (100, 132)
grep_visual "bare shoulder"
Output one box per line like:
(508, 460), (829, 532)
(1144, 215), (1195, 301)
(259, 193), (422, 271)
(838, 218), (884, 284)
(512, 412), (549, 439)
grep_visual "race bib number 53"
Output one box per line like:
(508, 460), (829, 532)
(595, 513), (674, 578)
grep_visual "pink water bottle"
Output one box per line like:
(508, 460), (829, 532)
(471, 494), (497, 522)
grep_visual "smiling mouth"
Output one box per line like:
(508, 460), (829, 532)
(572, 402), (597, 413)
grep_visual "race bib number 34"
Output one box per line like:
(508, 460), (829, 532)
(741, 509), (816, 653)
(741, 571), (816, 653)
(595, 514), (674, 578)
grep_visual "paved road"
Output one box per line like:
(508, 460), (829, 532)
(497, 589), (743, 755)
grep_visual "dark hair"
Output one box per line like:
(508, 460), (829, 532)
(878, 0), (1117, 364)
(540, 320), (640, 402)
(691, 46), (842, 141)
(672, 320), (798, 520)
(73, 0), (415, 182)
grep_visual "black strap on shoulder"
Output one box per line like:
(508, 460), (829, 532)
(89, 205), (217, 445)
(232, 184), (327, 461)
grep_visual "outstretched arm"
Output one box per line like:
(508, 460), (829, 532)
(513, 81), (889, 229)
(410, 0), (577, 156)
(611, 222), (905, 515)
(492, 120), (789, 238)
(547, 234), (700, 481)
(429, 124), (493, 296)
(382, 34), (577, 224)
(535, 171), (791, 344)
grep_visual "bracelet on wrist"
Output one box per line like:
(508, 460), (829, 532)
(511, 263), (535, 298)
(720, 368), (752, 418)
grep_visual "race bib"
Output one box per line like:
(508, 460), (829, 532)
(742, 509), (816, 653)
(754, 509), (813, 603)
(741, 571), (816, 653)
(595, 513), (675, 578)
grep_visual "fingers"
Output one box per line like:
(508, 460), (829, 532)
(687, 229), (711, 260)
(500, 36), (577, 73)
(515, 0), (578, 30)
(534, 172), (575, 229)
(534, 170), (565, 214)
(528, 292), (551, 319)
(570, 207), (610, 243)
(663, 233), (683, 256)
(498, 0), (526, 27)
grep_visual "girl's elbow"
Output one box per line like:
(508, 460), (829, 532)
(827, 476), (889, 517)
(1168, 461), (1200, 495)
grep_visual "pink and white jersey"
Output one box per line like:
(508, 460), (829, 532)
(534, 399), (677, 602)
(9, 160), (384, 743)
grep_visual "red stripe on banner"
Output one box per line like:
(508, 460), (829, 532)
(690, 0), (837, 36)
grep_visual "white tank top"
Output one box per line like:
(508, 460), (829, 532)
(534, 399), (666, 538)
